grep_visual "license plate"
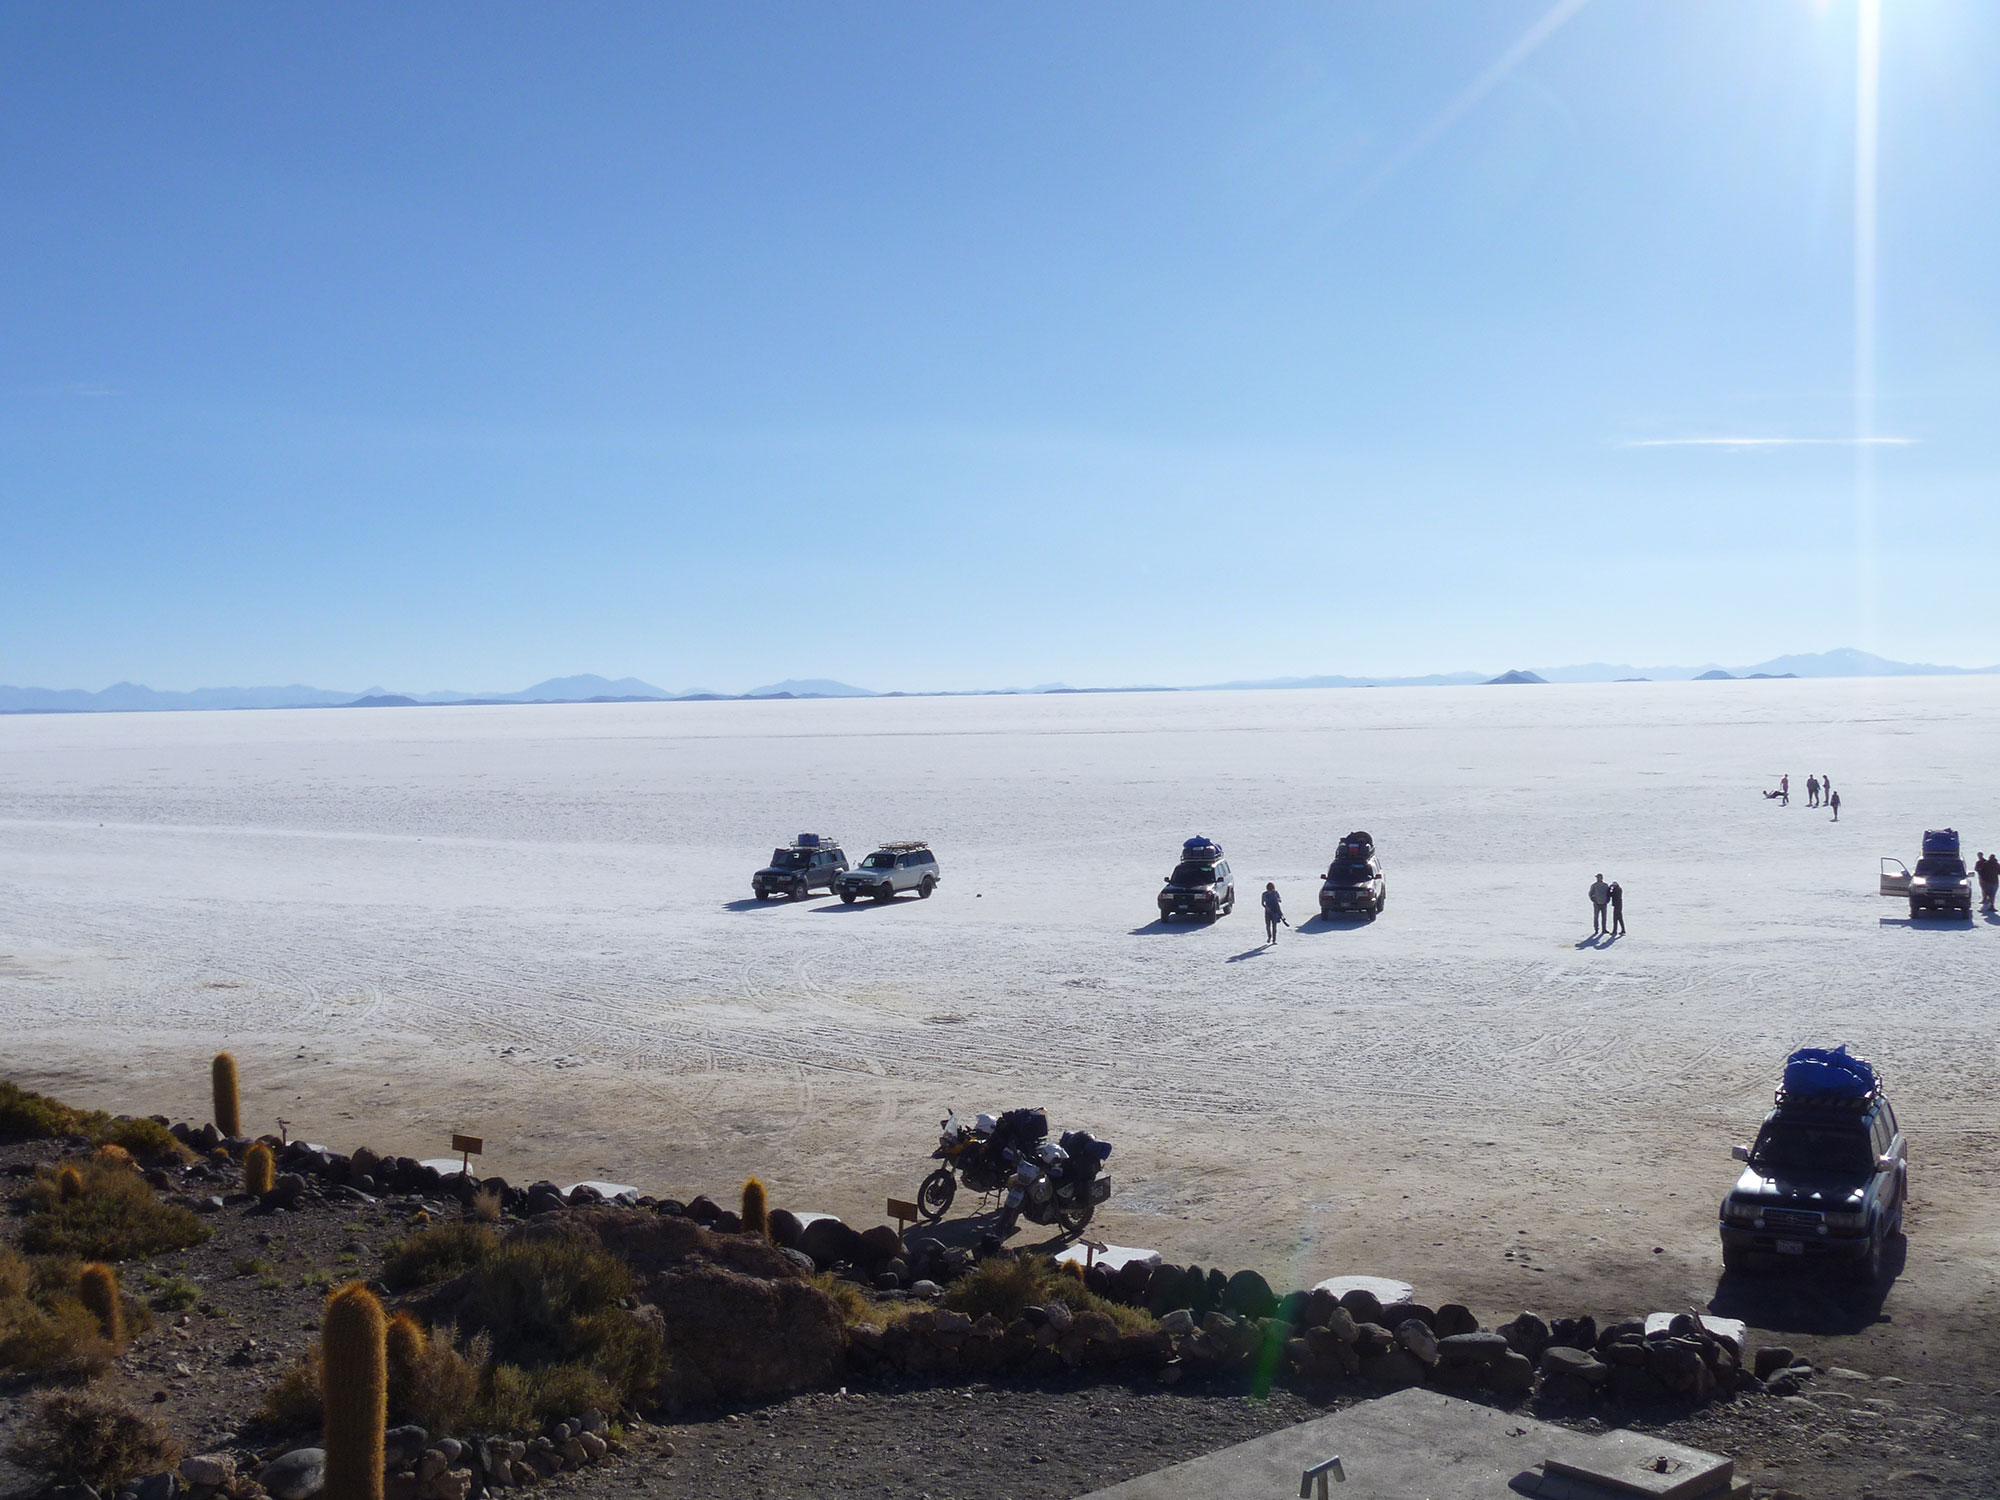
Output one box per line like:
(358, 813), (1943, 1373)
(1776, 1240), (1804, 1255)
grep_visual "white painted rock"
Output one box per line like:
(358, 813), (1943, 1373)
(1053, 1243), (1161, 1273)
(1312, 1274), (1416, 1305)
(1647, 1312), (1746, 1347)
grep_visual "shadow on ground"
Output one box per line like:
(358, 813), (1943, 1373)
(1706, 1235), (1906, 1336)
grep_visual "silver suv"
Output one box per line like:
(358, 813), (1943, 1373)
(838, 842), (941, 903)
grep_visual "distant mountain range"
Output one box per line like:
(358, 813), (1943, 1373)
(4, 649), (1997, 715)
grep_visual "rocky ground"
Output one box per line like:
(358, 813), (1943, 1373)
(5, 1133), (1996, 1500)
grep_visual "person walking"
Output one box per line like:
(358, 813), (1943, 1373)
(1807, 774), (1820, 808)
(1609, 880), (1625, 936)
(1589, 873), (1611, 935)
(1828, 788), (1841, 821)
(1780, 774), (1789, 803)
(1261, 882), (1287, 943)
(1976, 851), (1999, 913)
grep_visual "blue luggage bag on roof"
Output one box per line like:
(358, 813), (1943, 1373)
(1923, 829), (1960, 856)
(1782, 1045), (1876, 1099)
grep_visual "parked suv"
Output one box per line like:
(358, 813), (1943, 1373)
(752, 835), (847, 901)
(1320, 831), (1386, 919)
(1718, 1056), (1906, 1284)
(838, 843), (940, 903)
(1158, 837), (1234, 922)
(1880, 828), (1973, 919)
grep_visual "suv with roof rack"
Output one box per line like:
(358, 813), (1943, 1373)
(837, 842), (941, 904)
(752, 834), (848, 901)
(1718, 1047), (1906, 1284)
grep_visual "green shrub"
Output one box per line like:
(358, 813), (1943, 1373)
(22, 1161), (207, 1262)
(144, 1274), (201, 1312)
(480, 1362), (621, 1430)
(381, 1222), (498, 1292)
(941, 1255), (1158, 1336)
(0, 1247), (115, 1380)
(810, 1271), (875, 1327)
(258, 1352), (323, 1429)
(3, 1389), (183, 1489)
(101, 1117), (181, 1161)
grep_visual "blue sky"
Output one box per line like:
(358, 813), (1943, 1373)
(4, 2), (1999, 692)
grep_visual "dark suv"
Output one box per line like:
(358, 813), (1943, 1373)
(1158, 848), (1234, 922)
(1319, 831), (1386, 919)
(1718, 1086), (1907, 1283)
(752, 836), (848, 901)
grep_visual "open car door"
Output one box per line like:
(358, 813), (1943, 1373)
(1879, 858), (1911, 897)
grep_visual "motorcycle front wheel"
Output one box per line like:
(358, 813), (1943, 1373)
(1056, 1204), (1095, 1238)
(917, 1167), (956, 1222)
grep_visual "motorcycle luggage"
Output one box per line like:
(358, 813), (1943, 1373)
(1781, 1044), (1876, 1100)
(1923, 828), (1960, 856)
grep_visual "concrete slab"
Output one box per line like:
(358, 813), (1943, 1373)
(1054, 1243), (1161, 1273)
(1077, 1387), (1736, 1500)
(418, 1159), (475, 1177)
(564, 1180), (637, 1199)
(1312, 1274), (1416, 1305)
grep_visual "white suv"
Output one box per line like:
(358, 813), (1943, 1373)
(838, 843), (941, 903)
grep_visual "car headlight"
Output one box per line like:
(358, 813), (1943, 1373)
(1723, 1197), (1761, 1225)
(1824, 1209), (1867, 1232)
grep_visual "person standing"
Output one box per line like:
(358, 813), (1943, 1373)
(1976, 851), (1999, 913)
(1589, 873), (1611, 934)
(1609, 880), (1625, 936)
(1261, 882), (1286, 943)
(1828, 788), (1841, 821)
(1780, 774), (1789, 803)
(1807, 774), (1820, 807)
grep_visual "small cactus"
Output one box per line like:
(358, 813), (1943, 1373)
(78, 1263), (124, 1347)
(322, 1282), (387, 1500)
(384, 1310), (428, 1415)
(211, 1052), (241, 1139)
(740, 1177), (769, 1238)
(56, 1165), (84, 1202)
(244, 1141), (276, 1195)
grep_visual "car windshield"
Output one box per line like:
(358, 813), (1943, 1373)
(769, 849), (809, 869)
(1328, 861), (1372, 882)
(861, 852), (896, 869)
(1169, 862), (1217, 886)
(1916, 856), (1964, 877)
(1750, 1121), (1873, 1176)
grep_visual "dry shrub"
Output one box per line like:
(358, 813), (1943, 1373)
(258, 1351), (323, 1429)
(4, 1389), (183, 1489)
(404, 1327), (484, 1435)
(810, 1272), (874, 1327)
(480, 1362), (621, 1431)
(456, 1228), (661, 1409)
(381, 1221), (498, 1292)
(0, 1082), (185, 1162)
(23, 1159), (208, 1261)
(470, 1186), (503, 1224)
(941, 1255), (1158, 1336)
(0, 1246), (116, 1380)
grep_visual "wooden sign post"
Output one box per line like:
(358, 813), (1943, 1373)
(452, 1133), (484, 1178)
(887, 1197), (920, 1236)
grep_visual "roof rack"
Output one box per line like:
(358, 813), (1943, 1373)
(1772, 1088), (1878, 1113)
(877, 840), (931, 852)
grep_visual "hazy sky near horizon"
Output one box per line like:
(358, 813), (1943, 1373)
(5, 2), (2000, 693)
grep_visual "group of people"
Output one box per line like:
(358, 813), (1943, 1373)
(1588, 873), (1626, 937)
(1977, 851), (2000, 914)
(1767, 773), (1840, 819)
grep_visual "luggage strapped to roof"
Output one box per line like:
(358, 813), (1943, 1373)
(1776, 1045), (1878, 1107)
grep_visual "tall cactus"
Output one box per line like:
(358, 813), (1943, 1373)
(78, 1263), (124, 1347)
(56, 1165), (84, 1202)
(384, 1310), (428, 1417)
(740, 1177), (769, 1239)
(321, 1283), (387, 1500)
(211, 1052), (241, 1139)
(243, 1142), (276, 1195)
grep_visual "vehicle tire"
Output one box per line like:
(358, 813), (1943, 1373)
(874, 885), (894, 903)
(1056, 1204), (1095, 1239)
(840, 891), (856, 905)
(1377, 890), (1387, 914)
(1847, 1228), (1883, 1285)
(1721, 1244), (1752, 1274)
(919, 876), (935, 898)
(790, 883), (806, 902)
(754, 891), (768, 902)
(917, 1168), (956, 1223)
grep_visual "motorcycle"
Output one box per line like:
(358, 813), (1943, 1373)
(917, 1111), (1018, 1222)
(995, 1130), (1113, 1239)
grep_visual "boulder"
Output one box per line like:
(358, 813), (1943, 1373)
(1337, 1288), (1383, 1327)
(1540, 1346), (1608, 1384)
(258, 1450), (325, 1500)
(1485, 1350), (1536, 1398)
(766, 1208), (803, 1247)
(1501, 1311), (1550, 1360)
(1436, 1331), (1510, 1367)
(1752, 1345), (1796, 1381)
(1301, 1288), (1340, 1329)
(796, 1217), (862, 1270)
(385, 1428), (430, 1468)
(1221, 1269), (1277, 1320)
(178, 1458), (233, 1489)
(1549, 1315), (1596, 1352)
(1378, 1302), (1435, 1330)
(856, 1225), (902, 1267)
(1113, 1258), (1155, 1305)
(685, 1195), (722, 1225)
(1358, 1349), (1426, 1386)
(1433, 1303), (1479, 1338)
(1540, 1372), (1595, 1407)
(1395, 1319), (1439, 1366)
(1353, 1322), (1395, 1358)
(1158, 1308), (1195, 1337)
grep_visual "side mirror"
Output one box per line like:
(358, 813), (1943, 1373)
(1730, 1144), (1751, 1163)
(1876, 1154), (1896, 1173)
